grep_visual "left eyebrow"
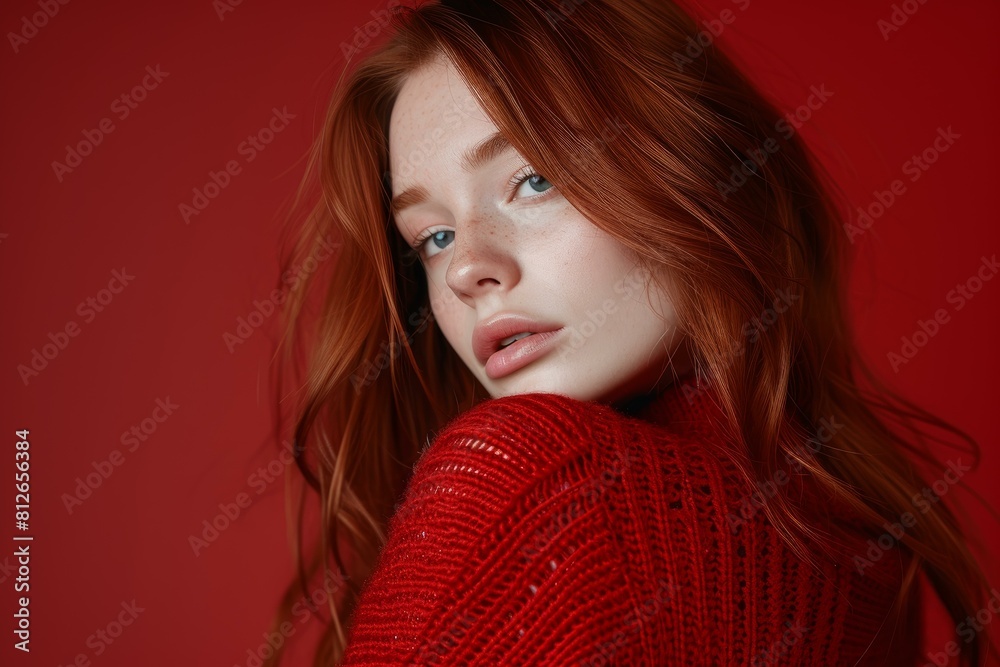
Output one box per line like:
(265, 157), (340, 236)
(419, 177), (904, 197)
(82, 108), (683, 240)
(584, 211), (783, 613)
(389, 131), (514, 217)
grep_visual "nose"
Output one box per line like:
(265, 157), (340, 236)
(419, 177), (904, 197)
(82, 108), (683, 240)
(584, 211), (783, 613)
(444, 213), (520, 305)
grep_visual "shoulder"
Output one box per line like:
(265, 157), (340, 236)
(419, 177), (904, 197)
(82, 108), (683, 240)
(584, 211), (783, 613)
(415, 392), (635, 480)
(397, 391), (734, 540)
(346, 395), (678, 663)
(350, 392), (778, 662)
(391, 392), (644, 534)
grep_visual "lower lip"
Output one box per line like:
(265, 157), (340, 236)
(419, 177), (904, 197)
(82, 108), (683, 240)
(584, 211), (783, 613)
(484, 328), (566, 380)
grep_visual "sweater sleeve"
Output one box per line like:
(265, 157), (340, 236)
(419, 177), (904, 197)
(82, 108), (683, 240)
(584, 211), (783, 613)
(340, 393), (658, 666)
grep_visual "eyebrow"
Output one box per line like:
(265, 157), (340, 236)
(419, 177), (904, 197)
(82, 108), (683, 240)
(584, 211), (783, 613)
(389, 131), (514, 217)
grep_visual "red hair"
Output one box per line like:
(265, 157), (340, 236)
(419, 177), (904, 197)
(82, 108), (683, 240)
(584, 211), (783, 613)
(266, 1), (994, 664)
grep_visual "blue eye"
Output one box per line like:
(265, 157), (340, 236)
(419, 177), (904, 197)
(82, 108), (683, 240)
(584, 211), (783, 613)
(508, 169), (554, 198)
(409, 230), (455, 260)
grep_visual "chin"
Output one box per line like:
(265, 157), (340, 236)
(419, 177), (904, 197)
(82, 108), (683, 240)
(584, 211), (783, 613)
(479, 368), (607, 402)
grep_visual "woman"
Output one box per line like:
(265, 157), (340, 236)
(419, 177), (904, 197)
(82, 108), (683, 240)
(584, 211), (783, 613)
(265, 0), (993, 664)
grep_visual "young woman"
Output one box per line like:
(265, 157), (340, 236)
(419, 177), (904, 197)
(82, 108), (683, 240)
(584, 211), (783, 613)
(265, 0), (994, 664)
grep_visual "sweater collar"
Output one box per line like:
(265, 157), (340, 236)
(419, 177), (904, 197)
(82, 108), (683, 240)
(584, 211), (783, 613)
(611, 372), (728, 435)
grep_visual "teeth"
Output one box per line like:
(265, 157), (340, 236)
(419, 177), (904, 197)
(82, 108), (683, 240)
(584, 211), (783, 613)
(499, 332), (534, 348)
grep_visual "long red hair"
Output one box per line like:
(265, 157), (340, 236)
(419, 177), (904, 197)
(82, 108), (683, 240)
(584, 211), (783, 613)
(265, 1), (994, 664)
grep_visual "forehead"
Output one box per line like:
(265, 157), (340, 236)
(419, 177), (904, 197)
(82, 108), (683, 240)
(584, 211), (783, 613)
(391, 55), (477, 130)
(387, 57), (499, 187)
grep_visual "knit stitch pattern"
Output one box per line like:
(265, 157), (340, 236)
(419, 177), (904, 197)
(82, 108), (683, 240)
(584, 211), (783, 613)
(340, 377), (911, 665)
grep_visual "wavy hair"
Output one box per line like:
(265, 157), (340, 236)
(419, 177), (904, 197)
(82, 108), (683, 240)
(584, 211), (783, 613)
(263, 1), (994, 664)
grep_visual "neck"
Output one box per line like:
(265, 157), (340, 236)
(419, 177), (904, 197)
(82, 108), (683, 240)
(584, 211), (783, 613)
(612, 388), (665, 417)
(612, 370), (724, 432)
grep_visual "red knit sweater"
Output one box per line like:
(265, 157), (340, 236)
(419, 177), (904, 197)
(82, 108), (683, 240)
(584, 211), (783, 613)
(341, 377), (913, 665)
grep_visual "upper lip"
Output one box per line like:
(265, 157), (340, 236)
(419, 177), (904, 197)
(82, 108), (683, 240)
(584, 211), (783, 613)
(472, 312), (563, 365)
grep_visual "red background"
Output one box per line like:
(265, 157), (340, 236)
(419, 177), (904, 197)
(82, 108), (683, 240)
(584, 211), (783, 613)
(1, 0), (997, 665)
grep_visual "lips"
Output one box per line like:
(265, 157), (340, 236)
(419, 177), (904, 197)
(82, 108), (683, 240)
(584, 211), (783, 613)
(472, 312), (563, 366)
(498, 331), (534, 348)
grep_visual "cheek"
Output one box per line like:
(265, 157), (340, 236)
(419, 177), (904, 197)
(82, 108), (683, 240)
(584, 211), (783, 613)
(566, 239), (640, 302)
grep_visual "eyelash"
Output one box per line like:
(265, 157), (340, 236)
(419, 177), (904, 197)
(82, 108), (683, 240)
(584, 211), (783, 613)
(403, 166), (555, 262)
(505, 165), (549, 198)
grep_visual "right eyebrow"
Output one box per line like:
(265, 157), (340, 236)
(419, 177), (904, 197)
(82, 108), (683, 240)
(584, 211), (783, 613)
(389, 131), (515, 217)
(459, 131), (514, 173)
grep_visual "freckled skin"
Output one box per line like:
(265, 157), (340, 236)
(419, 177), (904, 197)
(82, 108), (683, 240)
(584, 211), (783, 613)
(388, 55), (690, 405)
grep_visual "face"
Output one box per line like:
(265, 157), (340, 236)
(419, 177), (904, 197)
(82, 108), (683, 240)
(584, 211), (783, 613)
(388, 55), (689, 406)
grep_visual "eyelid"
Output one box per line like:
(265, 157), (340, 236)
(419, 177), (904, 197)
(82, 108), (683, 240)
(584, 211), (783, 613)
(506, 165), (557, 203)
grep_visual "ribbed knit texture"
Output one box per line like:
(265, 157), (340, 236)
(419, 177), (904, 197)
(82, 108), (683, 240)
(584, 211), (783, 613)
(341, 376), (912, 665)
